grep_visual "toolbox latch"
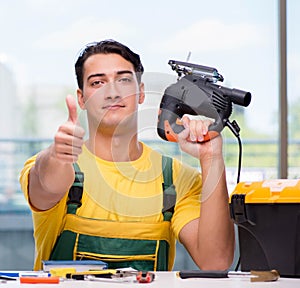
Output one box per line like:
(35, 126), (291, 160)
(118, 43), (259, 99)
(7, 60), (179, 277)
(230, 194), (251, 224)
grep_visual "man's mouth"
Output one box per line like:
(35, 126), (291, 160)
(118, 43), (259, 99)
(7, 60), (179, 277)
(102, 104), (125, 110)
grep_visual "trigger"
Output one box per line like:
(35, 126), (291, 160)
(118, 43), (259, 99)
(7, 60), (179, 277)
(201, 131), (220, 142)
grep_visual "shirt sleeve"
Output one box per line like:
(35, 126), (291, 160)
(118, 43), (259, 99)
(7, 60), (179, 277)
(19, 154), (37, 206)
(170, 159), (202, 240)
(19, 154), (68, 270)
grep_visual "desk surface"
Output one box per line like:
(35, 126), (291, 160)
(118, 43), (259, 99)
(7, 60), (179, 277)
(1, 272), (300, 287)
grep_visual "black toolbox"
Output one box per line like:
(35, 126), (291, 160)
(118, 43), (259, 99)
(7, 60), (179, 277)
(229, 179), (300, 277)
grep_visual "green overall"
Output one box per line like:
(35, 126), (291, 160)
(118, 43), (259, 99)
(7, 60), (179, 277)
(49, 156), (177, 271)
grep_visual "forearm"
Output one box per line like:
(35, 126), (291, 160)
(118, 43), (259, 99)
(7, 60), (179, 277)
(35, 145), (74, 191)
(177, 119), (234, 269)
(29, 145), (75, 210)
(197, 156), (235, 270)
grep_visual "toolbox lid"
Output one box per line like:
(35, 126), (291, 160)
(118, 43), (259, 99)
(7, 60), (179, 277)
(229, 179), (300, 203)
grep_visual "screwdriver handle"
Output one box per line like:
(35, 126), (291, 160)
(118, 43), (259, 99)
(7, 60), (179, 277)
(178, 270), (228, 279)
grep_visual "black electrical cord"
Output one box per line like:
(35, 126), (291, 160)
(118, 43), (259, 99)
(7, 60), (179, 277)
(235, 134), (242, 184)
(225, 120), (242, 184)
(234, 136), (242, 272)
(225, 119), (243, 271)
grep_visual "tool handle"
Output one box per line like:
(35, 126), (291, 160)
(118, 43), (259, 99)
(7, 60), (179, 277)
(178, 270), (229, 279)
(136, 271), (155, 283)
(20, 276), (60, 284)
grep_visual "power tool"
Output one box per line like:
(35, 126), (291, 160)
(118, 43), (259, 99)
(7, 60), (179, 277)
(157, 60), (252, 142)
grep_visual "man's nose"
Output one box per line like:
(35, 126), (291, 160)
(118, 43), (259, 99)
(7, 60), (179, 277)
(104, 82), (121, 100)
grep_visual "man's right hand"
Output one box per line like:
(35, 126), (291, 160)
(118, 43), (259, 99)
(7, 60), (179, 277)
(51, 95), (85, 163)
(28, 95), (85, 211)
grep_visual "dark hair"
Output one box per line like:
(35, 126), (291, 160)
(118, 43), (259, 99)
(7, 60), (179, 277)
(75, 39), (144, 89)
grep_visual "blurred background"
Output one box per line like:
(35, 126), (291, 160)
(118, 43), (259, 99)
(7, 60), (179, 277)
(0, 0), (299, 271)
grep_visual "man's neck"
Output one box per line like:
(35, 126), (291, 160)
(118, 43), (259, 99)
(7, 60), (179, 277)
(85, 132), (143, 162)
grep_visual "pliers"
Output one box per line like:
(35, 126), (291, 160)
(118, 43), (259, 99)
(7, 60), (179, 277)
(67, 269), (155, 283)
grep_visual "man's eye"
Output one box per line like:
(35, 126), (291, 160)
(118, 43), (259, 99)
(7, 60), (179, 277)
(119, 77), (132, 83)
(91, 80), (103, 86)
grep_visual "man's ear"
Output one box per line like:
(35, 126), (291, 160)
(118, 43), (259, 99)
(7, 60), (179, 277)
(138, 82), (145, 104)
(77, 88), (86, 109)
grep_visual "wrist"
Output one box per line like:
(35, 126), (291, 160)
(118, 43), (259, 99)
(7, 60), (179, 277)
(200, 154), (225, 170)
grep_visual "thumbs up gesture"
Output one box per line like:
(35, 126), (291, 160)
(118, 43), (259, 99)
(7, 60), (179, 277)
(52, 95), (85, 163)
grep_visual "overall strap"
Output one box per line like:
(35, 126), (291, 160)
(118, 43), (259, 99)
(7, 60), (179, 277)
(162, 155), (177, 221)
(67, 162), (84, 214)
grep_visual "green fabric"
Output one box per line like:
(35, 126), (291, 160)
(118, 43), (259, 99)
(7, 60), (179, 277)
(73, 162), (81, 173)
(162, 156), (173, 188)
(105, 260), (155, 271)
(78, 235), (157, 256)
(50, 231), (169, 271)
(67, 203), (79, 215)
(50, 230), (77, 260)
(78, 234), (168, 271)
(162, 155), (176, 220)
(156, 240), (169, 271)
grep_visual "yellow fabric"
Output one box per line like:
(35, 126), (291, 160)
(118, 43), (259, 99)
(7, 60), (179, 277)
(19, 142), (202, 271)
(64, 214), (172, 241)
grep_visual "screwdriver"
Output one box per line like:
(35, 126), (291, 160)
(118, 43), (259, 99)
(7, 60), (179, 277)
(177, 269), (280, 282)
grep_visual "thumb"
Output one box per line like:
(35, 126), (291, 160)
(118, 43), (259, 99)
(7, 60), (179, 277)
(66, 95), (78, 123)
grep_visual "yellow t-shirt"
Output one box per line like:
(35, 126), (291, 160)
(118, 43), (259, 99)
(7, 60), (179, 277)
(19, 143), (202, 270)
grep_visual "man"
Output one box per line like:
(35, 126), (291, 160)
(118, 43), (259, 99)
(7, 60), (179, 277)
(20, 39), (234, 271)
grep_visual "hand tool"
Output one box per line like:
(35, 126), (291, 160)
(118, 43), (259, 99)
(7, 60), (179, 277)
(69, 269), (155, 283)
(136, 271), (155, 283)
(19, 276), (60, 284)
(65, 269), (117, 280)
(177, 269), (280, 282)
(157, 59), (251, 143)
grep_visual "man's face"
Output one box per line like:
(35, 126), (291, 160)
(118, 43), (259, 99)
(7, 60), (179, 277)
(77, 53), (144, 133)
